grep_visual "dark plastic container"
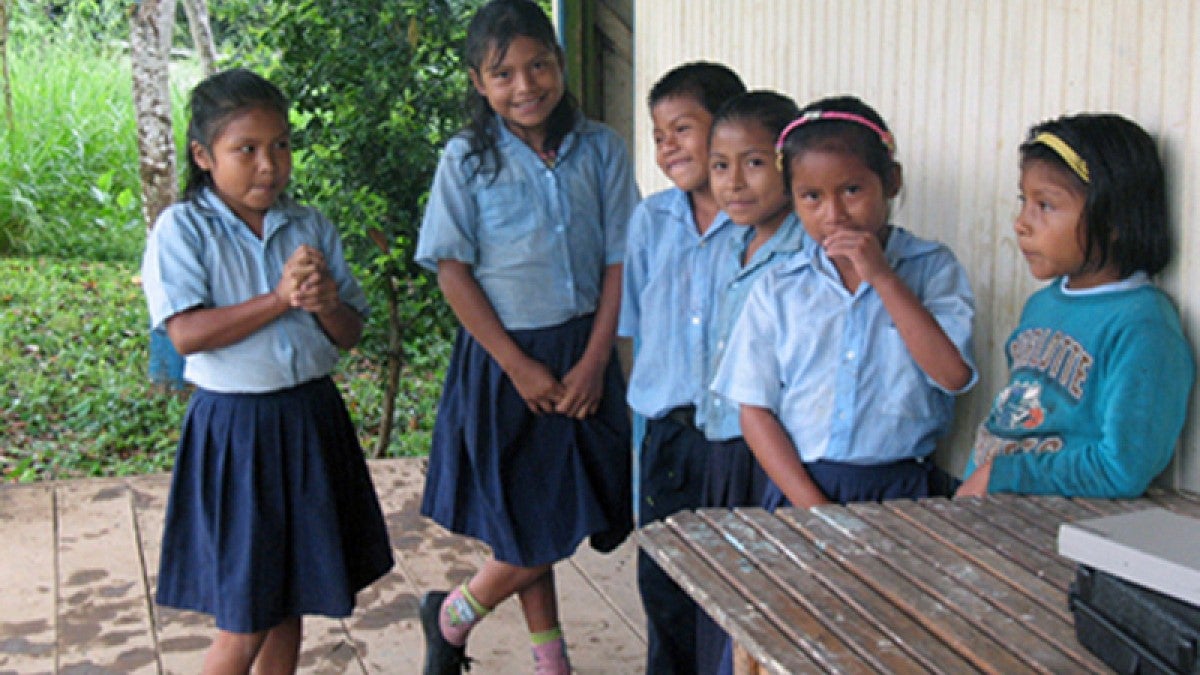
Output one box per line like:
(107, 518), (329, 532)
(1069, 565), (1200, 674)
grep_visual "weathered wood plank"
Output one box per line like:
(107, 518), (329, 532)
(639, 517), (822, 675)
(913, 498), (1075, 591)
(684, 510), (874, 675)
(566, 534), (645, 639)
(1146, 488), (1200, 519)
(0, 483), (57, 675)
(711, 509), (929, 674)
(883, 500), (1068, 621)
(845, 502), (1108, 673)
(1069, 497), (1147, 515)
(759, 508), (977, 674)
(129, 474), (210, 675)
(792, 507), (1036, 674)
(554, 539), (645, 673)
(0, 460), (646, 674)
(955, 496), (1059, 556)
(56, 480), (159, 673)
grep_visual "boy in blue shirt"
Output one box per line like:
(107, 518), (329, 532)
(618, 61), (745, 675)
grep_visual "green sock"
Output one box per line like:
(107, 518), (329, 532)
(530, 626), (563, 646)
(459, 583), (489, 617)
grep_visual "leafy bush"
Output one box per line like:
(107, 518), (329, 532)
(0, 258), (446, 482)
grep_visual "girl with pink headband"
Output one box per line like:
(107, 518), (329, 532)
(711, 95), (976, 511)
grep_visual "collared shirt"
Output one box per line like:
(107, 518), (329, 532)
(711, 226), (978, 464)
(141, 188), (368, 393)
(415, 115), (639, 330)
(700, 213), (807, 440)
(619, 187), (739, 419)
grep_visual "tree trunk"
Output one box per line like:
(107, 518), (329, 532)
(375, 275), (403, 458)
(131, 0), (184, 388)
(0, 0), (13, 130)
(180, 0), (217, 77)
(130, 0), (178, 229)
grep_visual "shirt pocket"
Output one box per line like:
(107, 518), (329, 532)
(476, 181), (537, 244)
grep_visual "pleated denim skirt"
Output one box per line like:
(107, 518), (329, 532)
(421, 315), (633, 567)
(154, 376), (394, 633)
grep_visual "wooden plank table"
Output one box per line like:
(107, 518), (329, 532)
(639, 489), (1200, 674)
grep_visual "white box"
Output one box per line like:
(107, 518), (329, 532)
(1057, 506), (1200, 605)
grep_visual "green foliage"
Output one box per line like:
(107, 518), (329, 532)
(0, 257), (447, 482)
(0, 1), (197, 260)
(220, 0), (482, 358)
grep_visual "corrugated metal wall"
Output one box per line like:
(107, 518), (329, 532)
(633, 0), (1200, 488)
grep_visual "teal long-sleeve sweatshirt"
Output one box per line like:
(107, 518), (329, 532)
(965, 276), (1194, 498)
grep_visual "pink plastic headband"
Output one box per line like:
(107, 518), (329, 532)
(775, 110), (897, 157)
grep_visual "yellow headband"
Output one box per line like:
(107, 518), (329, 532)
(1034, 132), (1090, 183)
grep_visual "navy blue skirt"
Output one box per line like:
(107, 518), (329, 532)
(155, 377), (394, 633)
(421, 315), (632, 567)
(762, 456), (960, 511)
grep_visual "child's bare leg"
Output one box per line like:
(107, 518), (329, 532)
(516, 568), (558, 633)
(467, 559), (551, 609)
(518, 570), (571, 673)
(252, 616), (302, 675)
(202, 629), (268, 675)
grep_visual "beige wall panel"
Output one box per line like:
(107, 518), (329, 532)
(634, 0), (1200, 489)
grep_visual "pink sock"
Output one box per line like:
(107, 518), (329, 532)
(439, 585), (483, 646)
(531, 637), (571, 675)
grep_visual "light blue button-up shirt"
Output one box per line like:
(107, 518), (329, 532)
(711, 226), (977, 463)
(700, 213), (807, 441)
(415, 115), (639, 330)
(141, 189), (368, 393)
(619, 187), (739, 419)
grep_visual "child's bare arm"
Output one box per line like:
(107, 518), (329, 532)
(165, 293), (289, 355)
(825, 230), (971, 391)
(871, 272), (972, 391)
(164, 245), (324, 354)
(557, 263), (622, 419)
(438, 259), (564, 414)
(955, 459), (991, 497)
(741, 405), (831, 509)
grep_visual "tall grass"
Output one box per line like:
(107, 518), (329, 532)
(0, 35), (196, 260)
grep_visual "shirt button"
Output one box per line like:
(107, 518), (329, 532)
(717, 340), (725, 350)
(846, 350), (856, 361)
(691, 316), (700, 325)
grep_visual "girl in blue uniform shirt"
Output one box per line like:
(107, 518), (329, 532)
(413, 1), (639, 673)
(711, 95), (975, 510)
(700, 90), (804, 511)
(957, 113), (1193, 498)
(697, 89), (805, 675)
(141, 68), (393, 674)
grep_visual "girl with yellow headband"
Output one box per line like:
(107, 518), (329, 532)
(957, 113), (1194, 498)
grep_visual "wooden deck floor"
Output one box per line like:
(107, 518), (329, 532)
(0, 458), (646, 674)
